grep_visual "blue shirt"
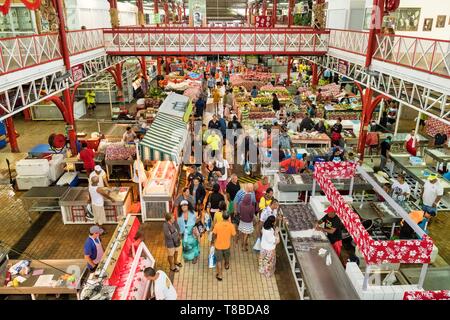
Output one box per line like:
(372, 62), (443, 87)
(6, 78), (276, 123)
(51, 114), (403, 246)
(207, 78), (216, 88)
(251, 89), (258, 98)
(84, 237), (99, 269)
(444, 171), (450, 181)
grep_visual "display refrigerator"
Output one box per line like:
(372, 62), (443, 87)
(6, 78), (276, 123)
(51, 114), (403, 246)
(142, 161), (179, 221)
(81, 215), (156, 300)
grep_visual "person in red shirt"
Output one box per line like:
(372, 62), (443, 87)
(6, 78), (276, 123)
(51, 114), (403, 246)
(280, 153), (305, 174)
(79, 142), (95, 175)
(254, 176), (270, 203)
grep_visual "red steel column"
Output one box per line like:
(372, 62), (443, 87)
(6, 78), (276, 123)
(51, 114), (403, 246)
(286, 55), (292, 86)
(141, 56), (148, 80)
(288, 0), (294, 27)
(183, 1), (186, 21)
(262, 0), (267, 16)
(311, 63), (318, 87)
(272, 0), (277, 27)
(23, 109), (32, 121)
(5, 117), (19, 153)
(365, 0), (384, 67)
(154, 0), (159, 27)
(55, 0), (77, 155)
(136, 0), (145, 26)
(164, 2), (169, 25)
(157, 57), (162, 75)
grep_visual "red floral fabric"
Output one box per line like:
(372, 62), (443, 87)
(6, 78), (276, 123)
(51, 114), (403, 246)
(314, 162), (433, 264)
(255, 16), (272, 28)
(1, 0), (41, 15)
(403, 290), (450, 300)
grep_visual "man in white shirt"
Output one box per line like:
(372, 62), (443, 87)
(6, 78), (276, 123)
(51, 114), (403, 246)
(391, 174), (410, 206)
(258, 199), (279, 237)
(89, 176), (114, 227)
(421, 175), (444, 219)
(89, 165), (109, 187)
(144, 267), (177, 300)
(215, 156), (230, 193)
(122, 126), (137, 143)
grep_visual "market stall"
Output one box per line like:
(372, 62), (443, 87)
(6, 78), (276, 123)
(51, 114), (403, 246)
(279, 203), (359, 300)
(139, 93), (191, 221)
(81, 215), (155, 300)
(0, 259), (88, 300)
(59, 187), (132, 224)
(21, 186), (70, 223)
(290, 132), (331, 148)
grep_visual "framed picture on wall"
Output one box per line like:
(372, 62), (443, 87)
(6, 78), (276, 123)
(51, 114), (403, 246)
(423, 18), (433, 31)
(395, 8), (421, 31)
(436, 15), (446, 28)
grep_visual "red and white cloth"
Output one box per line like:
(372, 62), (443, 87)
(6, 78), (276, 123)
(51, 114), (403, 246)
(255, 16), (272, 28)
(314, 162), (434, 265)
(403, 290), (450, 300)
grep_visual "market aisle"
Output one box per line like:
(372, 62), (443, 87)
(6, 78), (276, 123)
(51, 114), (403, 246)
(172, 235), (281, 300)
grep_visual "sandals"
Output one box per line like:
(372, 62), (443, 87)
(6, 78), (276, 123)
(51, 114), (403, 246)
(176, 263), (183, 268)
(170, 267), (180, 272)
(192, 258), (198, 264)
(225, 264), (230, 270)
(216, 274), (223, 281)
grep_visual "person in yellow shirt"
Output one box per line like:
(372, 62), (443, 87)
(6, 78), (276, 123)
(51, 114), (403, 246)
(85, 89), (96, 111)
(259, 187), (274, 212)
(212, 88), (222, 115)
(206, 130), (221, 158)
(213, 201), (227, 227)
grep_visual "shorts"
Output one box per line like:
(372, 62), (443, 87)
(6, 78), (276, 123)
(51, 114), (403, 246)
(422, 205), (437, 217)
(167, 245), (181, 257)
(215, 248), (230, 262)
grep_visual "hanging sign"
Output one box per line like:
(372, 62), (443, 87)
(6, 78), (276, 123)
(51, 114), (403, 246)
(338, 59), (349, 75)
(189, 0), (206, 27)
(71, 64), (84, 82)
(255, 16), (272, 28)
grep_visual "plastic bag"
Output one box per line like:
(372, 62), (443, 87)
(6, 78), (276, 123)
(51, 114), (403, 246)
(208, 231), (213, 243)
(204, 213), (212, 231)
(253, 238), (261, 252)
(326, 253), (332, 266)
(208, 246), (216, 269)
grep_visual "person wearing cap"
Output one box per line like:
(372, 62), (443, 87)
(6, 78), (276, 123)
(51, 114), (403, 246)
(316, 206), (344, 257)
(143, 267), (177, 300)
(83, 225), (104, 271)
(89, 175), (114, 227)
(89, 165), (109, 187)
(421, 175), (444, 219)
(211, 210), (236, 281)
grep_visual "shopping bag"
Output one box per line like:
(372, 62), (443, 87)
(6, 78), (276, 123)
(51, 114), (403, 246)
(204, 213), (212, 231)
(208, 231), (213, 243)
(253, 238), (261, 252)
(208, 246), (216, 269)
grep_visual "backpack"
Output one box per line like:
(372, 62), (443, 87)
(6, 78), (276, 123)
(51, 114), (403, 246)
(239, 194), (255, 223)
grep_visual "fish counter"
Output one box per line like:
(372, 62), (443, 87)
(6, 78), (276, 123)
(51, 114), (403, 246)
(279, 203), (359, 300)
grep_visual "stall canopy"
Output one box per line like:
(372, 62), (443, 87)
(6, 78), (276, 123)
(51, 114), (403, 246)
(140, 92), (192, 163)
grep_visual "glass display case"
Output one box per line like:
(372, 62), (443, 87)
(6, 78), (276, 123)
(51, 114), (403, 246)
(142, 161), (179, 221)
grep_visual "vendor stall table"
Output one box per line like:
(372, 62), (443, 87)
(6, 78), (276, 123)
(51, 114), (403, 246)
(21, 186), (70, 223)
(290, 133), (331, 149)
(352, 202), (403, 238)
(0, 259), (88, 300)
(106, 159), (133, 181)
(59, 187), (131, 224)
(382, 133), (429, 154)
(401, 267), (450, 291)
(279, 204), (359, 300)
(424, 148), (450, 171)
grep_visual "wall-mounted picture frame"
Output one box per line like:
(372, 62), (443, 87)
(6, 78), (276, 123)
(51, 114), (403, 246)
(436, 15), (446, 28)
(423, 18), (433, 31)
(395, 8), (421, 31)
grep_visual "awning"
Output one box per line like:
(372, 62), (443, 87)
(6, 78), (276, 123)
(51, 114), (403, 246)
(140, 112), (188, 163)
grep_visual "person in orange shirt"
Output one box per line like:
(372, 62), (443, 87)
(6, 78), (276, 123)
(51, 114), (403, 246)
(212, 211), (236, 281)
(212, 88), (222, 115)
(280, 153), (305, 174)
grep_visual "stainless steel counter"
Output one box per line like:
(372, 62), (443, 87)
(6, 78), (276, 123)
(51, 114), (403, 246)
(277, 173), (372, 192)
(59, 187), (130, 206)
(401, 267), (450, 291)
(280, 203), (359, 300)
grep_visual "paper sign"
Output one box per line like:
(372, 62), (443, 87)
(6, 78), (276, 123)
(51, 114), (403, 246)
(15, 276), (27, 283)
(34, 274), (54, 287)
(32, 269), (44, 276)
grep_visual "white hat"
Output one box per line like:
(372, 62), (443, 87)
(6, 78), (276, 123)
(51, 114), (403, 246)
(94, 165), (102, 172)
(180, 200), (189, 206)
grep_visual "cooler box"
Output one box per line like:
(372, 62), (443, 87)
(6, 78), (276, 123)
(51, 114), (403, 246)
(15, 159), (49, 176)
(16, 175), (51, 190)
(48, 154), (65, 182)
(57, 172), (79, 186)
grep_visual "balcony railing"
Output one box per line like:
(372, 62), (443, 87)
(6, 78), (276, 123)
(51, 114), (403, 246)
(329, 29), (450, 79)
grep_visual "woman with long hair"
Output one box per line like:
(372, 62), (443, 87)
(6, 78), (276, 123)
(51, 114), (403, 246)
(177, 200), (200, 264)
(259, 216), (279, 277)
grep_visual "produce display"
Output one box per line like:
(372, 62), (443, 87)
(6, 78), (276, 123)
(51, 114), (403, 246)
(105, 143), (136, 161)
(253, 96), (272, 105)
(280, 204), (321, 232)
(260, 85), (289, 95)
(248, 111), (276, 119)
(298, 83), (341, 101)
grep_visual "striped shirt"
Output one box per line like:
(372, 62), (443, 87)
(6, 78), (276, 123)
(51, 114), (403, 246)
(234, 190), (256, 213)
